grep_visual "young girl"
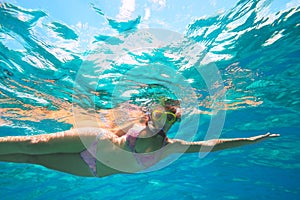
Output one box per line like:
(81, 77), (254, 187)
(0, 99), (279, 177)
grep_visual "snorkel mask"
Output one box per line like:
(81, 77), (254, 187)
(146, 97), (181, 133)
(151, 110), (177, 124)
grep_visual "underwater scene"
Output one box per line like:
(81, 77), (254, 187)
(0, 0), (299, 199)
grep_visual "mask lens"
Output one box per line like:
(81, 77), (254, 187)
(166, 112), (176, 123)
(152, 110), (164, 120)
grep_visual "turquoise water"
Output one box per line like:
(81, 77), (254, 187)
(1, 0), (300, 199)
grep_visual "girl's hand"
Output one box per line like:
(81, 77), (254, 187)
(248, 132), (280, 143)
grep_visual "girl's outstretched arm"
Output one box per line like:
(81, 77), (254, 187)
(0, 128), (103, 155)
(163, 133), (280, 156)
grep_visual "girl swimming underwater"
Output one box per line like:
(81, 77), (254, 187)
(0, 99), (279, 177)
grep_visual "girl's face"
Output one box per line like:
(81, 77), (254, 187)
(150, 105), (178, 132)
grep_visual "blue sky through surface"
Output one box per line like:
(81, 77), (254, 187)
(3, 0), (297, 50)
(5, 0), (297, 34)
(4, 0), (244, 31)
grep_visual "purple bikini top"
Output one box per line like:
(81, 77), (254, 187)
(126, 125), (167, 168)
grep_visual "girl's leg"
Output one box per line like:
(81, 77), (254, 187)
(0, 153), (94, 177)
(0, 128), (99, 155)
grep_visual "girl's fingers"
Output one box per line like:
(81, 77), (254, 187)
(269, 133), (280, 137)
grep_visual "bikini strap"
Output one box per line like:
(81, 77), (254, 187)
(126, 124), (146, 152)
